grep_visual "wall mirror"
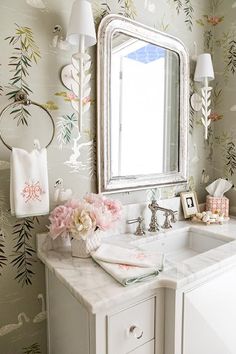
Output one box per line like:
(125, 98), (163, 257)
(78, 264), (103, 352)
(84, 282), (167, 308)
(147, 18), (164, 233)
(97, 15), (189, 193)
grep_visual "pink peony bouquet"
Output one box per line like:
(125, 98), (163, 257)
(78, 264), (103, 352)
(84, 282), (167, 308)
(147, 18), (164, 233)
(48, 193), (122, 240)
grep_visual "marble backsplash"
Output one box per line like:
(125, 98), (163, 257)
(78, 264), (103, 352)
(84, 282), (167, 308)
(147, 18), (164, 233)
(107, 197), (184, 237)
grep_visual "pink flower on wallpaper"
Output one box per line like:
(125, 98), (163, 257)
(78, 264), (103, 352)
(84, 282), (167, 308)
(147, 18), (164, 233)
(82, 96), (91, 104)
(206, 15), (224, 26)
(67, 92), (77, 101)
(209, 112), (223, 121)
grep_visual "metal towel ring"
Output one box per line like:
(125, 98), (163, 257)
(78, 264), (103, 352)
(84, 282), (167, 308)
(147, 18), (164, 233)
(0, 91), (55, 151)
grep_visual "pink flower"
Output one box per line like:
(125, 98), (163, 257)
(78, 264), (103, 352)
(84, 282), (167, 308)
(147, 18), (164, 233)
(103, 198), (122, 222)
(90, 206), (113, 231)
(209, 112), (223, 121)
(84, 193), (122, 229)
(206, 15), (224, 26)
(82, 96), (91, 105)
(48, 205), (74, 239)
(67, 92), (77, 101)
(64, 199), (82, 210)
(70, 208), (96, 239)
(48, 194), (123, 240)
(84, 193), (104, 207)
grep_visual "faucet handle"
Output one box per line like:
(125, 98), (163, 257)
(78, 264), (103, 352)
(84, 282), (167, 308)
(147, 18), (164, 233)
(162, 212), (172, 229)
(127, 217), (145, 236)
(161, 211), (178, 229)
(171, 211), (178, 223)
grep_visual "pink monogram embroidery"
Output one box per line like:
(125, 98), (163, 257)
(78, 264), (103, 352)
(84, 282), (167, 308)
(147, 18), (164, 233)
(21, 181), (44, 203)
(134, 252), (146, 260)
(118, 264), (137, 271)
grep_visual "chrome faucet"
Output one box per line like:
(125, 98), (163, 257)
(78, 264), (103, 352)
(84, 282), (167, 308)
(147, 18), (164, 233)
(148, 199), (177, 231)
(148, 199), (160, 232)
(127, 217), (145, 236)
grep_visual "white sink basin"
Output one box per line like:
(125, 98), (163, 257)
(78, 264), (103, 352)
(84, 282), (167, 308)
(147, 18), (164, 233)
(135, 228), (233, 265)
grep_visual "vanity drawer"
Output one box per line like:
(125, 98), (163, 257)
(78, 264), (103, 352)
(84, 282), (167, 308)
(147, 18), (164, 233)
(107, 297), (155, 354)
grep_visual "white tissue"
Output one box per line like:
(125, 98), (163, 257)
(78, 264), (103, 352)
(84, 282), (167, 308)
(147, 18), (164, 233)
(206, 178), (232, 197)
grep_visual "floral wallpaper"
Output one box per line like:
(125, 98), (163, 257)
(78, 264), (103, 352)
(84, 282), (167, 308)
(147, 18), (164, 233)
(0, 0), (222, 352)
(205, 0), (236, 213)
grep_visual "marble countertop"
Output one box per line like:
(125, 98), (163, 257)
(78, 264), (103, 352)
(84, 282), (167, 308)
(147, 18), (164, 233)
(37, 220), (236, 314)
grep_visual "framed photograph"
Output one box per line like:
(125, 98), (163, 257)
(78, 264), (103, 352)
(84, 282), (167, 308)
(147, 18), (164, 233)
(180, 191), (199, 219)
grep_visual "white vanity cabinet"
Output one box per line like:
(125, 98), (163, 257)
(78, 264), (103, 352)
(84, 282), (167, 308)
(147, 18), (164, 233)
(46, 269), (164, 354)
(164, 265), (236, 354)
(37, 222), (236, 354)
(182, 266), (236, 354)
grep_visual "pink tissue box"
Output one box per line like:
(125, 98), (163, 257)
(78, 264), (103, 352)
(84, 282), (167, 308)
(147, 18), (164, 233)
(206, 195), (229, 217)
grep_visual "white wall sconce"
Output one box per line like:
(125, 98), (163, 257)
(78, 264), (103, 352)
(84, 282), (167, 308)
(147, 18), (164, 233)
(194, 53), (215, 140)
(62, 0), (97, 132)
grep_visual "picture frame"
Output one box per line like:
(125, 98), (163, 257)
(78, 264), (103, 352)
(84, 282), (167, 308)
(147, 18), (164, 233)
(180, 191), (199, 219)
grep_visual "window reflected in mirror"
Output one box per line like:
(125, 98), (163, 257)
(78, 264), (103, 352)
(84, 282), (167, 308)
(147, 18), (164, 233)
(110, 32), (180, 178)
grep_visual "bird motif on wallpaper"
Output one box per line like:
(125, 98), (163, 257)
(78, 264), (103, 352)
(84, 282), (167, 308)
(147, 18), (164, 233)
(191, 144), (199, 165)
(53, 178), (73, 203)
(64, 134), (92, 173)
(201, 169), (210, 184)
(51, 25), (71, 50)
(0, 312), (29, 336)
(33, 294), (47, 323)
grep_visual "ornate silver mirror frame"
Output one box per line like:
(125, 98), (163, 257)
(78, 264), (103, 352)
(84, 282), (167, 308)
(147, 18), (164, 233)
(97, 15), (189, 193)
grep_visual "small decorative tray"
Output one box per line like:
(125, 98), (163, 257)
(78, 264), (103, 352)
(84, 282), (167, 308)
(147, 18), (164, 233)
(191, 211), (229, 225)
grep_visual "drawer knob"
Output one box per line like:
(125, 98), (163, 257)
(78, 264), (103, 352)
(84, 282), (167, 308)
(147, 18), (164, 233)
(129, 325), (143, 339)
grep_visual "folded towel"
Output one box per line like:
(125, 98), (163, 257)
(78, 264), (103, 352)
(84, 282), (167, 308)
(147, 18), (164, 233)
(10, 142), (49, 218)
(92, 244), (163, 268)
(93, 258), (160, 286)
(91, 244), (163, 286)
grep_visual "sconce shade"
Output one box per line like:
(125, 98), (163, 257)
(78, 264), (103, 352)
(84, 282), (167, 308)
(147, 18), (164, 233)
(194, 53), (214, 82)
(66, 0), (96, 48)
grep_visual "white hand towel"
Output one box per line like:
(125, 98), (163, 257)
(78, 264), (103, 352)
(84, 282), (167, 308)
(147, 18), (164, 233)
(93, 258), (160, 286)
(10, 146), (49, 218)
(92, 244), (163, 268)
(91, 244), (163, 286)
